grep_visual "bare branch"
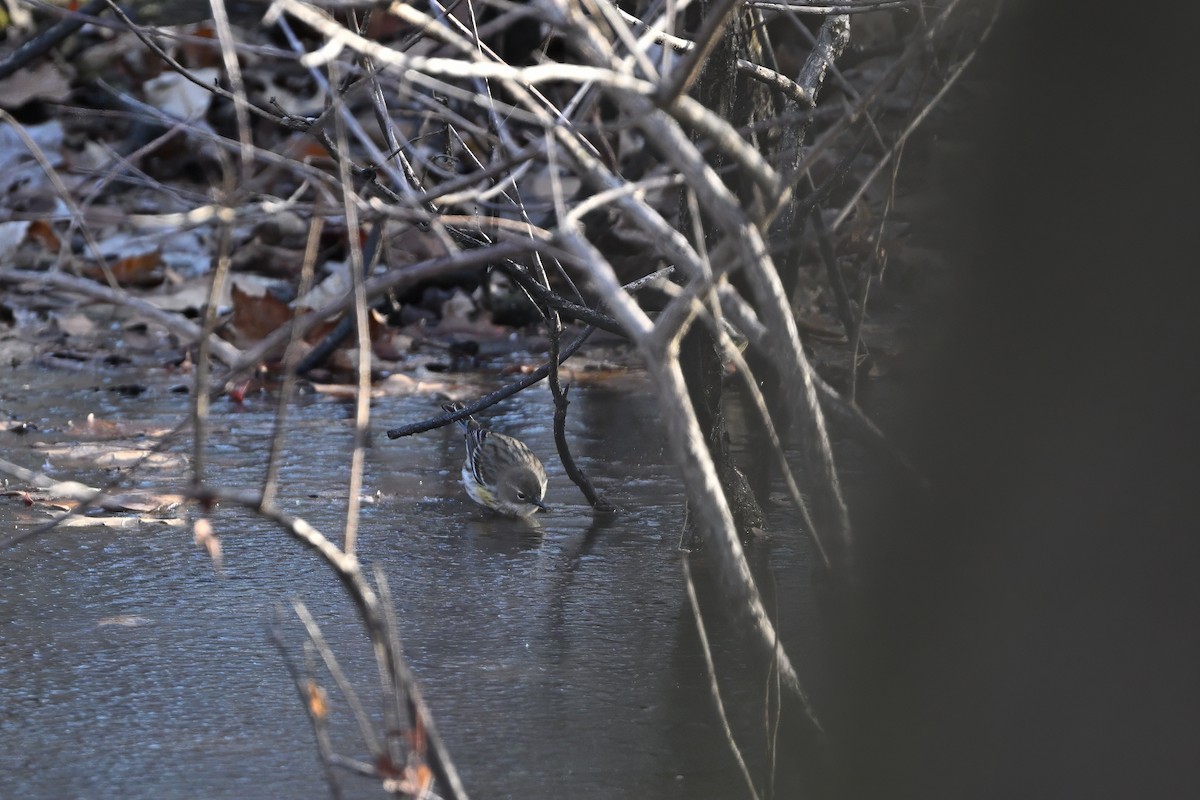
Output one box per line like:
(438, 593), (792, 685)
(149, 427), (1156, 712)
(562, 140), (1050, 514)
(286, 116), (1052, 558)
(0, 268), (243, 366)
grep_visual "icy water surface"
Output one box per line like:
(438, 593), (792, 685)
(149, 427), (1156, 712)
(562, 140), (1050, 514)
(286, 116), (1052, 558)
(0, 363), (820, 799)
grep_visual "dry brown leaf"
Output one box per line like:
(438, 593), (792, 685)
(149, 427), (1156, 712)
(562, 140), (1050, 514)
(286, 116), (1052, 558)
(231, 281), (293, 343)
(27, 219), (60, 253)
(110, 249), (165, 287)
(84, 249), (165, 287)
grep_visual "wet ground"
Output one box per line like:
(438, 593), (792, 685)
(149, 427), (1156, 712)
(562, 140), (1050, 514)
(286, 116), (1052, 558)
(0, 362), (821, 799)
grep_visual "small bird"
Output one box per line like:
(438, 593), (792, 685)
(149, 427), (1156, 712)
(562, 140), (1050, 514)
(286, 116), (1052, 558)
(442, 401), (548, 517)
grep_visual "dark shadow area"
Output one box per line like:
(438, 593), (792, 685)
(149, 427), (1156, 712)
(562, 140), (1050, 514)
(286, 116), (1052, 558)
(839, 3), (1200, 798)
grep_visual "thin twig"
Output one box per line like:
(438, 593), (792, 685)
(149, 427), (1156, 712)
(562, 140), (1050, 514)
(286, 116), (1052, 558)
(269, 608), (346, 800)
(289, 600), (383, 756)
(683, 556), (762, 800)
(547, 315), (615, 514)
(386, 323), (597, 439)
(262, 212), (326, 510)
(192, 159), (238, 491)
(193, 487), (469, 800)
(0, 0), (109, 80)
(385, 268), (672, 440)
(809, 202), (858, 342)
(329, 59), (373, 558)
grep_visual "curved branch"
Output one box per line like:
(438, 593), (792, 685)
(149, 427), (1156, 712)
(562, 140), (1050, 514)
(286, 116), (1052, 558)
(202, 488), (469, 800)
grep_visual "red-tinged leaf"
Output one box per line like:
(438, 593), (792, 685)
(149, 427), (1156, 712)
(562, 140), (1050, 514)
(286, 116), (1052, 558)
(85, 249), (164, 287)
(227, 379), (252, 403)
(284, 136), (332, 162)
(112, 249), (164, 286)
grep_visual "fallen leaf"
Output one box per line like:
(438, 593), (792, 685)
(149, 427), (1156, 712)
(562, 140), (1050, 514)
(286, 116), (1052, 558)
(295, 265), (349, 312)
(0, 221), (31, 260)
(67, 414), (174, 440)
(378, 373), (419, 395)
(101, 493), (185, 514)
(50, 514), (185, 529)
(38, 443), (187, 470)
(0, 61), (71, 107)
(231, 280), (293, 343)
(110, 249), (165, 287)
(440, 288), (477, 325)
(143, 68), (218, 121)
(55, 312), (97, 337)
(98, 615), (151, 627)
(27, 219), (61, 252)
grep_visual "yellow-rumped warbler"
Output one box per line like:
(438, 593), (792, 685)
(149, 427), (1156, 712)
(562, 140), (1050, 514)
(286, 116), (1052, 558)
(442, 401), (548, 517)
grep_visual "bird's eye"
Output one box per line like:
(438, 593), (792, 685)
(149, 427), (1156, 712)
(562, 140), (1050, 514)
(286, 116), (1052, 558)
(516, 491), (527, 501)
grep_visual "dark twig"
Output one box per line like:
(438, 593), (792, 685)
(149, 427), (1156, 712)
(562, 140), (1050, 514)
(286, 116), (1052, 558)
(656, 0), (743, 108)
(547, 315), (615, 514)
(494, 260), (626, 335)
(386, 267), (672, 439)
(294, 219), (384, 375)
(386, 323), (597, 439)
(809, 204), (858, 341)
(0, 0), (109, 80)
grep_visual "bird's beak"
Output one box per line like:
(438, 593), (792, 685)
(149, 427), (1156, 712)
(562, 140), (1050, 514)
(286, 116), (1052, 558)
(533, 499), (549, 512)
